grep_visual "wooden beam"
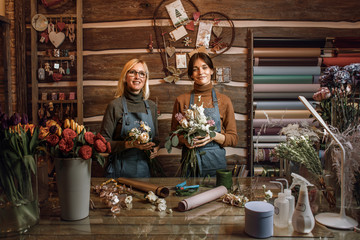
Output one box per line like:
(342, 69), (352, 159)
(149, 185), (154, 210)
(1, 16), (11, 114)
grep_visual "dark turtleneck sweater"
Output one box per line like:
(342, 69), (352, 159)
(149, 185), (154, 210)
(171, 82), (238, 147)
(100, 87), (158, 153)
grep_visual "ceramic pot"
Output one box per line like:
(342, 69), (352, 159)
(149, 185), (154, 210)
(55, 158), (91, 221)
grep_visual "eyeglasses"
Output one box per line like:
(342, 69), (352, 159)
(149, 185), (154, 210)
(127, 69), (147, 78)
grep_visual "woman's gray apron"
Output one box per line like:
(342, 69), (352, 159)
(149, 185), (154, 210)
(106, 96), (154, 178)
(183, 89), (226, 177)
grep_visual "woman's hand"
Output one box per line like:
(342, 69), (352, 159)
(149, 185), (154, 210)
(187, 132), (225, 149)
(149, 145), (160, 159)
(126, 141), (155, 150)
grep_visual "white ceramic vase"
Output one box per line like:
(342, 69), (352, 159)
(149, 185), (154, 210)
(55, 158), (91, 221)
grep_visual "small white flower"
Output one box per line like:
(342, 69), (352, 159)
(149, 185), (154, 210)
(145, 191), (158, 203)
(265, 190), (273, 199)
(139, 132), (150, 144)
(157, 203), (167, 212)
(125, 195), (133, 204)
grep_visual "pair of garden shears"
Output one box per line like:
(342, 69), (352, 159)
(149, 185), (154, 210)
(175, 181), (199, 191)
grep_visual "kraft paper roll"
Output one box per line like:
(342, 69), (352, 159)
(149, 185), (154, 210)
(254, 38), (326, 48)
(253, 48), (321, 58)
(254, 57), (322, 66)
(322, 57), (360, 67)
(117, 178), (169, 198)
(254, 101), (316, 110)
(253, 75), (314, 84)
(253, 92), (314, 99)
(254, 84), (320, 93)
(178, 186), (228, 212)
(253, 118), (317, 128)
(254, 66), (321, 75)
(254, 109), (311, 119)
(253, 127), (282, 135)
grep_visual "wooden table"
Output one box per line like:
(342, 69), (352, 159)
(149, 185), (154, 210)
(8, 178), (360, 239)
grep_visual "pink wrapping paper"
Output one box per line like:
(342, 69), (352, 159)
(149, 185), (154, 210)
(178, 186), (228, 212)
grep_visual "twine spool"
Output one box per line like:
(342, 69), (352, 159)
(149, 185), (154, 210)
(216, 169), (232, 190)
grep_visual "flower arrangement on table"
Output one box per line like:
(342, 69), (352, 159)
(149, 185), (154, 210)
(313, 63), (360, 132)
(39, 118), (110, 166)
(165, 104), (216, 177)
(0, 112), (40, 205)
(126, 121), (164, 177)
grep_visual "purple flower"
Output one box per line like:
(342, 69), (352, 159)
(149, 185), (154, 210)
(9, 113), (21, 126)
(21, 113), (29, 125)
(0, 113), (9, 130)
(49, 125), (58, 134)
(334, 70), (351, 85)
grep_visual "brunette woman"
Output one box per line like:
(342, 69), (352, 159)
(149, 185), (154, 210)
(171, 53), (238, 177)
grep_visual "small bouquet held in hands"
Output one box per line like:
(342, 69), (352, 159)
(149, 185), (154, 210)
(165, 104), (216, 177)
(39, 118), (110, 167)
(126, 121), (164, 177)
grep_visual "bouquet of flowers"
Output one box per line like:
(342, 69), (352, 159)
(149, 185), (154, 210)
(272, 135), (336, 208)
(39, 118), (110, 166)
(126, 121), (164, 177)
(313, 63), (360, 132)
(0, 112), (40, 204)
(165, 104), (216, 177)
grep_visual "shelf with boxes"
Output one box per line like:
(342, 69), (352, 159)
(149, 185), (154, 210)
(31, 0), (83, 124)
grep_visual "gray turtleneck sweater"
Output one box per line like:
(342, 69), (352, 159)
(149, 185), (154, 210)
(100, 88), (159, 153)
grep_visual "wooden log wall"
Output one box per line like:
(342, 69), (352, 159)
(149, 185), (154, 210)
(21, 0), (360, 177)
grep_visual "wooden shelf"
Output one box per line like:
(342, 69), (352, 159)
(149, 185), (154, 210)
(31, 0), (83, 124)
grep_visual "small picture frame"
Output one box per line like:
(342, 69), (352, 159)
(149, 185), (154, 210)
(216, 67), (232, 83)
(176, 53), (187, 69)
(51, 92), (58, 100)
(69, 92), (76, 100)
(169, 25), (188, 42)
(41, 92), (48, 101)
(165, 0), (189, 27)
(59, 92), (65, 100)
(196, 21), (213, 48)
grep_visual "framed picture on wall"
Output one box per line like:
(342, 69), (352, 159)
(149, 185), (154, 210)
(176, 53), (187, 69)
(215, 67), (232, 83)
(165, 0), (189, 27)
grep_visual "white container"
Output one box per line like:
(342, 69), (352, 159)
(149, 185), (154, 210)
(245, 201), (274, 238)
(284, 189), (295, 224)
(273, 192), (289, 228)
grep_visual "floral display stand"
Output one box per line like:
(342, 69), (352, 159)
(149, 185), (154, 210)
(55, 157), (91, 221)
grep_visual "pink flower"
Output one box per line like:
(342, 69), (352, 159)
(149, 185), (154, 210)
(46, 134), (59, 146)
(95, 133), (107, 144)
(207, 119), (215, 126)
(62, 128), (77, 140)
(313, 87), (331, 101)
(94, 139), (107, 153)
(175, 113), (184, 122)
(84, 131), (95, 144)
(59, 138), (74, 153)
(79, 145), (92, 160)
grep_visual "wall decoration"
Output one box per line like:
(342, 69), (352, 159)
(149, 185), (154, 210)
(176, 53), (187, 69)
(169, 25), (188, 42)
(196, 21), (212, 48)
(165, 0), (189, 27)
(215, 66), (232, 83)
(183, 37), (192, 46)
(164, 66), (182, 83)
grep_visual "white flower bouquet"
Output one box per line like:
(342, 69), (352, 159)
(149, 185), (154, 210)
(165, 104), (216, 177)
(126, 121), (164, 177)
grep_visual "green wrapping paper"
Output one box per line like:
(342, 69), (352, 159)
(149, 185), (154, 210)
(253, 75), (314, 84)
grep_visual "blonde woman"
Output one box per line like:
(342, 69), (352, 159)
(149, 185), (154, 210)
(100, 59), (159, 178)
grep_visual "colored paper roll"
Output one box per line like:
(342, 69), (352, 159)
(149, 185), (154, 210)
(253, 75), (314, 84)
(254, 84), (320, 93)
(322, 57), (360, 67)
(254, 101), (316, 110)
(253, 118), (318, 128)
(253, 135), (286, 142)
(254, 109), (311, 119)
(333, 37), (360, 48)
(117, 178), (169, 198)
(254, 57), (322, 66)
(178, 186), (228, 211)
(253, 48), (321, 57)
(254, 148), (279, 162)
(253, 92), (314, 99)
(253, 127), (282, 135)
(254, 38), (326, 48)
(254, 66), (321, 75)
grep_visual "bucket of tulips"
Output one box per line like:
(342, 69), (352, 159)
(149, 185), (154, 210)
(39, 118), (111, 221)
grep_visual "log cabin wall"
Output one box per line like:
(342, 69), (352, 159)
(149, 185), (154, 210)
(17, 0), (360, 176)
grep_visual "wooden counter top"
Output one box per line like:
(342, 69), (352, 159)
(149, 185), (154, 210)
(8, 177), (359, 239)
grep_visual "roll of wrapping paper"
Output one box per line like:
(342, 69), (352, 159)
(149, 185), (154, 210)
(322, 57), (360, 67)
(216, 169), (232, 190)
(253, 75), (314, 84)
(254, 109), (311, 119)
(253, 135), (286, 143)
(337, 53), (360, 57)
(178, 186), (228, 212)
(253, 165), (280, 177)
(117, 178), (169, 198)
(253, 118), (318, 128)
(253, 92), (314, 99)
(253, 126), (282, 135)
(254, 57), (322, 66)
(254, 148), (279, 163)
(254, 38), (326, 48)
(254, 84), (320, 93)
(253, 48), (321, 58)
(254, 101), (316, 110)
(254, 66), (321, 75)
(333, 37), (360, 48)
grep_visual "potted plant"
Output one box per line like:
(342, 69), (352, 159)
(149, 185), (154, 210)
(39, 118), (111, 220)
